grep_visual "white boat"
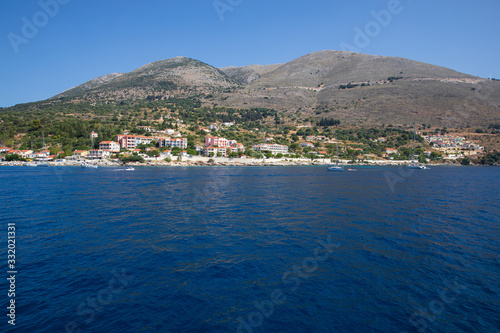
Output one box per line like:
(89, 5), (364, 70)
(125, 166), (135, 171)
(81, 162), (98, 169)
(408, 163), (428, 170)
(327, 133), (344, 172)
(25, 162), (38, 167)
(327, 165), (344, 172)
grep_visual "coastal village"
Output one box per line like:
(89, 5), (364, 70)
(0, 121), (490, 166)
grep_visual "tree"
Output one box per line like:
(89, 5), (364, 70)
(121, 155), (144, 163)
(147, 150), (160, 157)
(430, 151), (441, 160)
(459, 157), (471, 165)
(5, 154), (24, 161)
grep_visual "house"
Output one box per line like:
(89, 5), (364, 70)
(116, 134), (154, 149)
(318, 150), (328, 156)
(0, 147), (10, 153)
(90, 132), (98, 139)
(73, 150), (89, 157)
(40, 150), (51, 156)
(137, 126), (157, 133)
(316, 136), (327, 141)
(7, 149), (21, 155)
(252, 144), (289, 154)
(205, 136), (229, 148)
(264, 137), (274, 142)
(306, 136), (316, 141)
(376, 137), (386, 142)
(300, 142), (315, 148)
(27, 152), (43, 159)
(19, 150), (33, 157)
(202, 146), (227, 157)
(230, 143), (245, 153)
(158, 137), (188, 149)
(180, 151), (189, 157)
(223, 122), (234, 127)
(385, 148), (398, 155)
(99, 141), (120, 153)
(160, 150), (172, 158)
(209, 123), (219, 131)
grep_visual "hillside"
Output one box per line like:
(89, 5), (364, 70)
(55, 57), (237, 101)
(216, 51), (500, 127)
(219, 64), (283, 85)
(3, 50), (499, 130)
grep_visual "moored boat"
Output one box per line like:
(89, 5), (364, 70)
(327, 133), (344, 172)
(81, 162), (98, 169)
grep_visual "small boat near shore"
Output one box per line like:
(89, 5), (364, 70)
(408, 163), (429, 170)
(125, 166), (135, 171)
(327, 134), (344, 172)
(81, 162), (98, 169)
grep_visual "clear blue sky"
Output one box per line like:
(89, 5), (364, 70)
(1, 0), (498, 107)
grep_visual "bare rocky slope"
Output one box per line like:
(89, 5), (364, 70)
(52, 51), (500, 127)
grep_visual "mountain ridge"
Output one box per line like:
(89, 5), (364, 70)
(48, 50), (500, 127)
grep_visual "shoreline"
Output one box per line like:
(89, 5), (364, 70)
(0, 158), (475, 168)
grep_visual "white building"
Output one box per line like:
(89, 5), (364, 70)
(99, 141), (120, 153)
(203, 146), (227, 157)
(88, 149), (111, 159)
(252, 144), (288, 154)
(158, 137), (188, 149)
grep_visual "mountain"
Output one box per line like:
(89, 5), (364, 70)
(55, 56), (237, 101)
(217, 50), (500, 127)
(50, 51), (500, 127)
(219, 64), (283, 85)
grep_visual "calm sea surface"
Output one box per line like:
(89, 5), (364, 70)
(0, 166), (499, 333)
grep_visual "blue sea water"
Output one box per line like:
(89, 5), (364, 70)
(0, 166), (499, 333)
